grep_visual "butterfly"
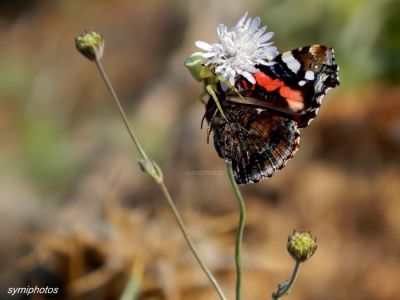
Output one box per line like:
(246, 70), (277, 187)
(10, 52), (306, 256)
(205, 45), (340, 184)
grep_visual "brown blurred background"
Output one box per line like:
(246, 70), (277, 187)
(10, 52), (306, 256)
(0, 0), (399, 299)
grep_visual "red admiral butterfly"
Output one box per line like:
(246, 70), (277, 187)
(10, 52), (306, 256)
(205, 45), (340, 184)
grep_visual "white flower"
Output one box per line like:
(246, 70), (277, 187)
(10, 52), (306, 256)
(195, 12), (279, 86)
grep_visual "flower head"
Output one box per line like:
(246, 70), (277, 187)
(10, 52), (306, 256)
(287, 231), (317, 263)
(75, 31), (104, 61)
(195, 12), (278, 86)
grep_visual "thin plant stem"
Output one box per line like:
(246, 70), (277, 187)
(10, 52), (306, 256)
(94, 59), (148, 161)
(272, 261), (301, 300)
(227, 163), (246, 300)
(94, 57), (226, 300)
(157, 182), (227, 300)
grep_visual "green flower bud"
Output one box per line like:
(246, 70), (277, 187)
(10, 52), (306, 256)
(287, 231), (317, 263)
(75, 31), (104, 61)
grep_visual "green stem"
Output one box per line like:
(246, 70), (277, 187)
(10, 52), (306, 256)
(94, 58), (226, 300)
(272, 261), (301, 300)
(158, 182), (226, 300)
(227, 163), (246, 300)
(94, 58), (148, 161)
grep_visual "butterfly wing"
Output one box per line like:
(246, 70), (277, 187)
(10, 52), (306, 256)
(204, 45), (339, 184)
(206, 100), (300, 184)
(230, 45), (340, 128)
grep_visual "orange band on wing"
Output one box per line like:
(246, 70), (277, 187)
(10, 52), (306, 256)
(253, 71), (304, 111)
(279, 86), (304, 111)
(254, 71), (284, 92)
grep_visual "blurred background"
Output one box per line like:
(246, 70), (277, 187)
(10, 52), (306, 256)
(0, 0), (399, 299)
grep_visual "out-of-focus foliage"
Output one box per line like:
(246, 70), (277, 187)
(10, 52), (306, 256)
(258, 0), (400, 85)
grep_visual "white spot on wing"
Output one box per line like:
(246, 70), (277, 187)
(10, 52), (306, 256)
(298, 80), (306, 86)
(256, 108), (264, 114)
(305, 70), (315, 80)
(282, 52), (301, 74)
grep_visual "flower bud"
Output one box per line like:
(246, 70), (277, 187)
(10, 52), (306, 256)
(287, 231), (317, 263)
(75, 31), (104, 61)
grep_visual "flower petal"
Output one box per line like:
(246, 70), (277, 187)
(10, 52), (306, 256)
(259, 31), (274, 43)
(217, 24), (227, 37)
(234, 12), (248, 30)
(240, 71), (256, 84)
(193, 12), (279, 86)
(195, 41), (213, 51)
(250, 17), (261, 33)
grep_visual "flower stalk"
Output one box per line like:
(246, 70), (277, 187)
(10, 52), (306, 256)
(272, 231), (317, 299)
(185, 11), (321, 300)
(76, 31), (226, 300)
(93, 58), (149, 161)
(271, 261), (301, 300)
(186, 13), (279, 300)
(227, 163), (246, 300)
